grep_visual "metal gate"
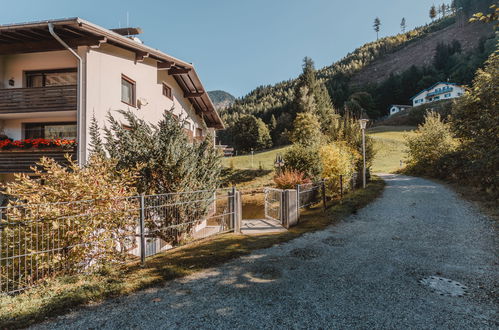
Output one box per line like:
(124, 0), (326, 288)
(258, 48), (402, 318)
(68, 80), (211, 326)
(264, 188), (283, 223)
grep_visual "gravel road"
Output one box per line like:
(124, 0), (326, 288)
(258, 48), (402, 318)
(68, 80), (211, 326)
(34, 174), (498, 329)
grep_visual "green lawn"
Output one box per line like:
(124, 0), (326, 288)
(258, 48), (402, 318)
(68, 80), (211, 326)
(223, 146), (291, 170)
(368, 126), (416, 173)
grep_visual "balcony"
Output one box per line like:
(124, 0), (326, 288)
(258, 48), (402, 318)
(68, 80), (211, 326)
(0, 85), (77, 114)
(426, 87), (453, 98)
(0, 149), (76, 173)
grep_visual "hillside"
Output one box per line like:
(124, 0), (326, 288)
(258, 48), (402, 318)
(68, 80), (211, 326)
(219, 0), (496, 148)
(350, 21), (493, 87)
(207, 90), (236, 110)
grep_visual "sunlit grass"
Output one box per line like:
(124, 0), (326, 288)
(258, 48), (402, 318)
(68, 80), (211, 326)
(223, 146), (291, 170)
(368, 126), (416, 173)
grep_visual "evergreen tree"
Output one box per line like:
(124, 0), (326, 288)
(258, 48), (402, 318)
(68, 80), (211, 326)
(293, 57), (335, 133)
(430, 5), (437, 21)
(289, 112), (323, 147)
(373, 17), (381, 40)
(270, 114), (277, 131)
(400, 17), (407, 33)
(89, 114), (105, 156)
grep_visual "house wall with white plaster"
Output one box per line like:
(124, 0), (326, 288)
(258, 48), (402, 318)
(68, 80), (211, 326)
(412, 83), (465, 107)
(84, 44), (208, 159)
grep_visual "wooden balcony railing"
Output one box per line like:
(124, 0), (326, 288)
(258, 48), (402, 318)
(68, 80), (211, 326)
(0, 149), (76, 174)
(0, 85), (77, 114)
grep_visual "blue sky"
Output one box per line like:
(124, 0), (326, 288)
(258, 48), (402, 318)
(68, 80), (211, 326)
(0, 0), (445, 97)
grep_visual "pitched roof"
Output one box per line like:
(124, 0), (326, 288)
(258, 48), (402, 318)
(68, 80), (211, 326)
(0, 18), (224, 129)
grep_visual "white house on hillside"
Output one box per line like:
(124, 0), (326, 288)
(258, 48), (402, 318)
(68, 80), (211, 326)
(411, 82), (465, 107)
(389, 104), (412, 116)
(0, 18), (224, 181)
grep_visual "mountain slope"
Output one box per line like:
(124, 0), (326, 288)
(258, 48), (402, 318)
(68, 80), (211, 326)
(208, 90), (236, 110)
(350, 21), (493, 87)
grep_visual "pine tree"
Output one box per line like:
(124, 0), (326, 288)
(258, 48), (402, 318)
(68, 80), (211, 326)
(270, 114), (277, 131)
(373, 17), (381, 40)
(400, 17), (407, 33)
(430, 5), (437, 21)
(293, 57), (335, 133)
(440, 3), (447, 17)
(89, 114), (105, 156)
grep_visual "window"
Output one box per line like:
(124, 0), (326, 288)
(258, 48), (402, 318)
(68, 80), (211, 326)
(25, 68), (77, 87)
(196, 128), (203, 137)
(162, 83), (172, 100)
(24, 122), (77, 139)
(121, 75), (136, 106)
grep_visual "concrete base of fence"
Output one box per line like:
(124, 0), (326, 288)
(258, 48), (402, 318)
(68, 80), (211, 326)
(282, 189), (298, 229)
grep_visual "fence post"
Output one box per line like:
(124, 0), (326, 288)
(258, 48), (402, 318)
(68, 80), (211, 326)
(295, 184), (300, 221)
(139, 194), (146, 266)
(234, 191), (242, 234)
(321, 180), (326, 211)
(340, 175), (343, 200)
(229, 186), (236, 230)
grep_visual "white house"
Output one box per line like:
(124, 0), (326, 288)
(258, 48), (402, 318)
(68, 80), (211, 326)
(0, 18), (224, 181)
(411, 82), (465, 107)
(389, 104), (412, 116)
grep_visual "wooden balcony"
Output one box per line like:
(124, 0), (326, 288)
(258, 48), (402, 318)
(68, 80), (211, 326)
(0, 85), (77, 114)
(0, 149), (76, 173)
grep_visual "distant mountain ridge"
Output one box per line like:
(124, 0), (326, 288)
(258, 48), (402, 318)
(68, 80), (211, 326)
(208, 90), (236, 110)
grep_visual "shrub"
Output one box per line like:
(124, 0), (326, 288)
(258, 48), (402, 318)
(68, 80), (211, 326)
(405, 111), (457, 174)
(451, 50), (499, 195)
(283, 144), (322, 179)
(319, 142), (360, 195)
(98, 109), (223, 245)
(101, 109), (222, 195)
(273, 169), (311, 189)
(1, 155), (139, 291)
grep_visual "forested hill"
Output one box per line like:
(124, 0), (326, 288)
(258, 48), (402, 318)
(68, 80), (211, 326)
(220, 0), (496, 146)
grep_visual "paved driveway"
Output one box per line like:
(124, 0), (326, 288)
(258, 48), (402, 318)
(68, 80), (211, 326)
(34, 174), (498, 329)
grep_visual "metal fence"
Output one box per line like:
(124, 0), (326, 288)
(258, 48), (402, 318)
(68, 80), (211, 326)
(297, 181), (325, 210)
(264, 188), (282, 222)
(0, 188), (236, 295)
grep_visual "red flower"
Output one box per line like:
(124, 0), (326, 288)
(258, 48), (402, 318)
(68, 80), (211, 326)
(0, 138), (77, 150)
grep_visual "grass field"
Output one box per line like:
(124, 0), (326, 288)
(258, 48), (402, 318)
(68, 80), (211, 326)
(368, 126), (416, 173)
(223, 146), (291, 170)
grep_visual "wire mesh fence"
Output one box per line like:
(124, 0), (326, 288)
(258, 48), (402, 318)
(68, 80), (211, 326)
(297, 181), (324, 209)
(264, 188), (282, 222)
(0, 188), (236, 295)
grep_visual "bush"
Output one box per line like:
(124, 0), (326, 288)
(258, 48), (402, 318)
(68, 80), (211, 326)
(319, 142), (360, 195)
(1, 155), (139, 291)
(405, 111), (457, 174)
(283, 144), (322, 179)
(274, 170), (311, 189)
(451, 50), (499, 195)
(101, 109), (222, 195)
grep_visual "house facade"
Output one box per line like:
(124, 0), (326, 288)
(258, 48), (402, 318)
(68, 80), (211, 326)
(389, 104), (412, 116)
(411, 82), (465, 107)
(0, 18), (223, 181)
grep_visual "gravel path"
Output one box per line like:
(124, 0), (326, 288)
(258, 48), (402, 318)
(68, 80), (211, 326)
(34, 174), (498, 329)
